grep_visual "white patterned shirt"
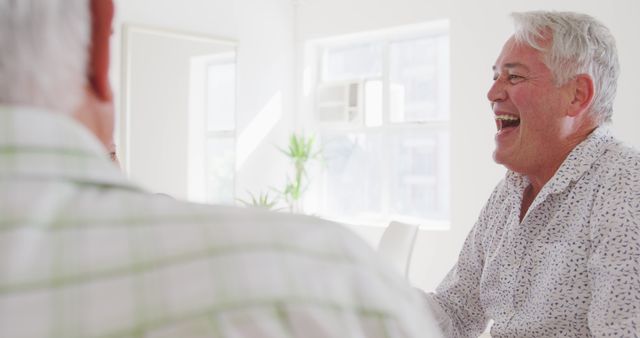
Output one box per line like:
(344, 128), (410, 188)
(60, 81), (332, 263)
(0, 106), (442, 338)
(427, 126), (640, 337)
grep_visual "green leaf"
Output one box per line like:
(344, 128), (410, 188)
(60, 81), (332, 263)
(236, 190), (281, 210)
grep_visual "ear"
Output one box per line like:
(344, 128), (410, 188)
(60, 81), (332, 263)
(88, 0), (114, 101)
(566, 74), (594, 117)
(72, 0), (116, 152)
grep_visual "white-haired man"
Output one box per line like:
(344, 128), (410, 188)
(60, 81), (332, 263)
(426, 11), (640, 337)
(0, 1), (443, 337)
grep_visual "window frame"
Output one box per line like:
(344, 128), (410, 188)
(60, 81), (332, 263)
(187, 53), (238, 205)
(204, 58), (237, 205)
(312, 21), (450, 229)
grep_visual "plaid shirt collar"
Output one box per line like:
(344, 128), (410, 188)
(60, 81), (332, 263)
(0, 105), (139, 191)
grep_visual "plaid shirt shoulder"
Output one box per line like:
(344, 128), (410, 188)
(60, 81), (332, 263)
(0, 106), (441, 338)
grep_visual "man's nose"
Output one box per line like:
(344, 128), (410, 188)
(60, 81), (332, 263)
(487, 79), (506, 103)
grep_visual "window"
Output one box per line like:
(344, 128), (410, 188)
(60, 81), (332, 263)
(188, 53), (237, 205)
(204, 61), (236, 204)
(314, 21), (450, 227)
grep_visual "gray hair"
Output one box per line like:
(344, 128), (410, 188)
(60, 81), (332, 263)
(511, 11), (619, 124)
(0, 0), (90, 115)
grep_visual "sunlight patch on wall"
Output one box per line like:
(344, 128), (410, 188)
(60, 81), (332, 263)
(236, 91), (283, 170)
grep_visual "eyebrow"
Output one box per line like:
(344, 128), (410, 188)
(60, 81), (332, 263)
(492, 62), (530, 72)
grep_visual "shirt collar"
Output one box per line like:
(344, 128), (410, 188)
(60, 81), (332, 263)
(548, 126), (615, 192)
(0, 105), (139, 191)
(505, 126), (616, 195)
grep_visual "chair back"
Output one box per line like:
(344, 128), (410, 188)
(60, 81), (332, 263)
(377, 221), (419, 277)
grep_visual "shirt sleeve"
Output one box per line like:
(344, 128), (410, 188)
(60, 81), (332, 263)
(426, 184), (504, 337)
(587, 172), (640, 336)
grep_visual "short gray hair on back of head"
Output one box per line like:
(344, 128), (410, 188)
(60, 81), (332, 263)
(511, 11), (620, 124)
(0, 0), (90, 115)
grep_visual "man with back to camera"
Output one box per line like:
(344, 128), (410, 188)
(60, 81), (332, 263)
(425, 11), (640, 337)
(0, 0), (444, 337)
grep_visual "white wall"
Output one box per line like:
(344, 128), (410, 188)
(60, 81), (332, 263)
(112, 0), (296, 198)
(296, 0), (640, 291)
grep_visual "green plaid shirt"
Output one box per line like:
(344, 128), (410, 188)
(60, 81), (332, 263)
(0, 106), (441, 338)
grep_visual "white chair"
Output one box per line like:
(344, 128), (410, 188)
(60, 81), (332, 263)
(377, 221), (420, 277)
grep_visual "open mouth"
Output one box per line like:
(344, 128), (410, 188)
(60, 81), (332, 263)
(496, 114), (520, 131)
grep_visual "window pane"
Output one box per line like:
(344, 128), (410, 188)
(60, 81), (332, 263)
(315, 23), (451, 226)
(388, 128), (449, 220)
(321, 131), (384, 219)
(390, 35), (449, 122)
(364, 80), (383, 127)
(206, 137), (235, 204)
(323, 43), (383, 82)
(321, 128), (449, 223)
(207, 62), (236, 131)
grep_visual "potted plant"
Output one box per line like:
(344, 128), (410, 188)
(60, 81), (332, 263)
(237, 133), (321, 213)
(279, 133), (322, 213)
(236, 190), (283, 210)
